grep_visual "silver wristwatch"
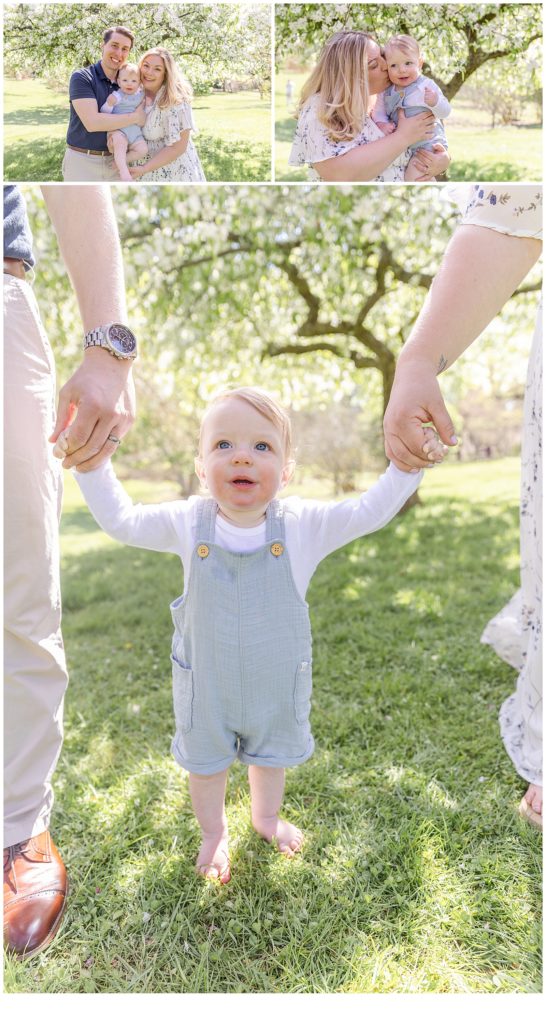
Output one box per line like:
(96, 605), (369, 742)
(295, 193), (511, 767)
(83, 323), (137, 360)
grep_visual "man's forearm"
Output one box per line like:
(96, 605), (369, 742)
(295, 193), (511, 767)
(41, 186), (127, 331)
(73, 109), (140, 132)
(398, 225), (541, 375)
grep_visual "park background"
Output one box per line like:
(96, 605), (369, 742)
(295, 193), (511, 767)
(4, 183), (542, 994)
(3, 2), (272, 182)
(275, 2), (542, 181)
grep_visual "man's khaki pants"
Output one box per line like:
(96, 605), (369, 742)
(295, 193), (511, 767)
(3, 274), (68, 846)
(62, 147), (119, 181)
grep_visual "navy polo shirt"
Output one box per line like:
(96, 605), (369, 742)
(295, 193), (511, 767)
(67, 61), (118, 151)
(4, 186), (35, 268)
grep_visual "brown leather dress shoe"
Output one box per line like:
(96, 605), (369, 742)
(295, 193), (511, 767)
(3, 831), (68, 958)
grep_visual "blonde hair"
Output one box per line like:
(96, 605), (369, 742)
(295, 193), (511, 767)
(199, 388), (293, 459)
(384, 34), (422, 62)
(298, 30), (375, 143)
(138, 47), (193, 109)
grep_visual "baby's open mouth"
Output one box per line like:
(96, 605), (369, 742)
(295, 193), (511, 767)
(230, 477), (255, 487)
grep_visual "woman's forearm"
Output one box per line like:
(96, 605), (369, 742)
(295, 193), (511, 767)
(397, 225), (542, 375)
(141, 131), (190, 172)
(315, 129), (409, 182)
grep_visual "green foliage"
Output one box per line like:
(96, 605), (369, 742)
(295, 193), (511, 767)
(275, 3), (542, 99)
(4, 3), (271, 88)
(3, 460), (541, 992)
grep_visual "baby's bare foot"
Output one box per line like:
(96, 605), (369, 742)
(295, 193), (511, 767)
(196, 829), (230, 883)
(252, 815), (303, 857)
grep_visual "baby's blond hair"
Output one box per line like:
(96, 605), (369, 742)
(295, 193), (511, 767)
(384, 34), (422, 62)
(199, 387), (293, 459)
(118, 61), (140, 77)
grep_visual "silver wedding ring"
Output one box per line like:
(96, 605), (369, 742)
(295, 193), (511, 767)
(107, 434), (121, 445)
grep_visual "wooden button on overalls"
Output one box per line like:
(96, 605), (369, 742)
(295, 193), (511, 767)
(270, 542), (284, 557)
(197, 544), (209, 558)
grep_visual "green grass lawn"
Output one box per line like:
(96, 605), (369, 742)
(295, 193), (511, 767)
(3, 77), (271, 182)
(275, 71), (543, 182)
(4, 458), (541, 993)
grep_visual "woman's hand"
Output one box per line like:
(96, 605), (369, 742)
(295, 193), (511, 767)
(384, 357), (457, 471)
(411, 143), (451, 180)
(395, 108), (435, 147)
(129, 164), (147, 179)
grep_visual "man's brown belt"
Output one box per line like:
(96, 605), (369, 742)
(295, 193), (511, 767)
(67, 144), (110, 156)
(3, 258), (27, 280)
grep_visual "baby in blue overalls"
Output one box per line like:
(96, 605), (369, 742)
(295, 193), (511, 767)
(373, 34), (451, 182)
(64, 388), (444, 883)
(101, 62), (147, 181)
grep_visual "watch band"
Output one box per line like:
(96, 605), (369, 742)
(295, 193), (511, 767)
(83, 323), (137, 360)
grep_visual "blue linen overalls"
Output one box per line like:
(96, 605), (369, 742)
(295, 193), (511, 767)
(383, 76), (448, 152)
(111, 89), (145, 145)
(170, 498), (315, 775)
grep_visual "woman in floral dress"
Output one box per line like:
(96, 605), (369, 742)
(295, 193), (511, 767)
(129, 48), (205, 183)
(288, 31), (450, 183)
(384, 184), (543, 828)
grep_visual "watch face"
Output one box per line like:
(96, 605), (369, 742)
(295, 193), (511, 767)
(107, 323), (137, 356)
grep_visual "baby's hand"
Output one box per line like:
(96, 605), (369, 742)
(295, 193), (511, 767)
(422, 426), (448, 465)
(376, 121), (396, 135)
(52, 430), (70, 460)
(106, 94), (118, 107)
(424, 86), (439, 106)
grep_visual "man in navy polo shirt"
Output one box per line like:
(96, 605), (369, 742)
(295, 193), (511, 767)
(62, 25), (146, 181)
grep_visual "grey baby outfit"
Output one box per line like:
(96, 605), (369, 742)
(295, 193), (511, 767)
(170, 498), (314, 775)
(103, 88), (145, 145)
(381, 75), (450, 152)
(76, 458), (423, 781)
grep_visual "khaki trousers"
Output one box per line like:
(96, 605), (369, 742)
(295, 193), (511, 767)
(3, 274), (68, 846)
(62, 147), (119, 181)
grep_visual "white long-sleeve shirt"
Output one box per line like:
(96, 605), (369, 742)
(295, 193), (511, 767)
(74, 461), (423, 601)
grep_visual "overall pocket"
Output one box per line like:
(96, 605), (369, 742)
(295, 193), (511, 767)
(171, 656), (193, 734)
(294, 660), (312, 725)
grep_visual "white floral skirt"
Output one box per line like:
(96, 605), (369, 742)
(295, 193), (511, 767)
(481, 303), (542, 785)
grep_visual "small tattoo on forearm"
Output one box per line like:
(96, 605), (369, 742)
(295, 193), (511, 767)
(437, 354), (448, 374)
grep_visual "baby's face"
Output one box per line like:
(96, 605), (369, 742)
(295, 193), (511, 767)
(195, 398), (293, 526)
(117, 67), (141, 94)
(385, 48), (422, 88)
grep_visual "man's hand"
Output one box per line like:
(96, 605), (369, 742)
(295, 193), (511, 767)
(384, 358), (458, 472)
(49, 348), (136, 472)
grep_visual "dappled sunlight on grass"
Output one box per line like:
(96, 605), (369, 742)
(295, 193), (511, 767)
(6, 458), (539, 993)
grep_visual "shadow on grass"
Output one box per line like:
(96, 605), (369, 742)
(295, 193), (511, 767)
(4, 103), (68, 126)
(198, 132), (270, 182)
(8, 491), (539, 992)
(4, 137), (65, 181)
(4, 133), (270, 182)
(275, 115), (297, 144)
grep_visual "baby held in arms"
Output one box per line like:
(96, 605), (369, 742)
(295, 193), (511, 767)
(373, 34), (451, 181)
(101, 61), (147, 180)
